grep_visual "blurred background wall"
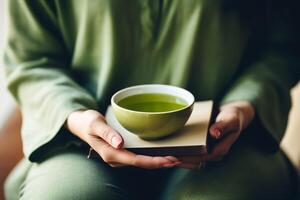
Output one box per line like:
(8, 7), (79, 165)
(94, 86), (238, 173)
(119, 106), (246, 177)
(282, 85), (300, 169)
(0, 0), (15, 128)
(0, 1), (23, 199)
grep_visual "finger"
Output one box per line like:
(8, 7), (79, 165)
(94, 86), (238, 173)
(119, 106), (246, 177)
(108, 163), (126, 168)
(210, 131), (239, 158)
(132, 155), (181, 169)
(92, 121), (124, 149)
(91, 138), (180, 169)
(209, 122), (222, 139)
(209, 114), (240, 139)
(107, 147), (182, 169)
(176, 133), (238, 163)
(164, 156), (181, 163)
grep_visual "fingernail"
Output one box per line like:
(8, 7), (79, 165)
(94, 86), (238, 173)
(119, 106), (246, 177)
(163, 163), (176, 168)
(165, 156), (180, 162)
(215, 129), (221, 139)
(173, 161), (182, 165)
(112, 136), (122, 148)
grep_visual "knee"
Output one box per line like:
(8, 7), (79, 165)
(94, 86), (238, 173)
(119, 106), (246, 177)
(19, 151), (129, 200)
(20, 176), (128, 200)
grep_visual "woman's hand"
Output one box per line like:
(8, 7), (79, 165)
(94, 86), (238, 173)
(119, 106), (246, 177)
(177, 101), (255, 169)
(66, 110), (181, 169)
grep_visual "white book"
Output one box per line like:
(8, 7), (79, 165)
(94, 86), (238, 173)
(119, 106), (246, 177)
(105, 101), (213, 156)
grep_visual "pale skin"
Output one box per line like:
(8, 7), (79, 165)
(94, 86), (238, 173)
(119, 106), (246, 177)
(66, 101), (255, 169)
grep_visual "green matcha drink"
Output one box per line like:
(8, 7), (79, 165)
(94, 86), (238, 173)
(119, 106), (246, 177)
(111, 84), (194, 139)
(117, 93), (188, 112)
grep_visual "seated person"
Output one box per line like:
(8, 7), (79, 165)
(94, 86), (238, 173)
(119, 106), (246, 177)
(4, 0), (299, 199)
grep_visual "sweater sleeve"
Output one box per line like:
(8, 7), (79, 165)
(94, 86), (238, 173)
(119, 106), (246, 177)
(221, 4), (299, 149)
(4, 0), (98, 161)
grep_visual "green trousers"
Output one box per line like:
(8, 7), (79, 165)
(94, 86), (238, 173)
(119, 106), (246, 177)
(4, 138), (298, 200)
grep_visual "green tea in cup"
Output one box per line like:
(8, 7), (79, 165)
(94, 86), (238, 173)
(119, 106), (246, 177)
(111, 84), (194, 140)
(117, 93), (188, 113)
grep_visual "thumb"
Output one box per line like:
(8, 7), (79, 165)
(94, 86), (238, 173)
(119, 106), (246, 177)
(92, 120), (124, 149)
(209, 113), (239, 139)
(209, 120), (226, 139)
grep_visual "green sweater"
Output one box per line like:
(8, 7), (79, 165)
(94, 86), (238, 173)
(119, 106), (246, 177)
(4, 0), (298, 161)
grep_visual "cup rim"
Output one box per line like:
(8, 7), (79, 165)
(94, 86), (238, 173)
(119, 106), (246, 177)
(111, 84), (195, 115)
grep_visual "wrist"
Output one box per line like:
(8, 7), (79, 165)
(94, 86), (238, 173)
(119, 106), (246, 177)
(66, 109), (88, 140)
(66, 109), (106, 142)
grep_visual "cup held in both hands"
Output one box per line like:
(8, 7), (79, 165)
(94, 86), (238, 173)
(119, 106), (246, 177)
(111, 84), (195, 140)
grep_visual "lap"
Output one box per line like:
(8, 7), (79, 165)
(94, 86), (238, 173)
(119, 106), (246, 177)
(5, 146), (172, 200)
(5, 139), (297, 200)
(162, 138), (297, 200)
(6, 147), (126, 200)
